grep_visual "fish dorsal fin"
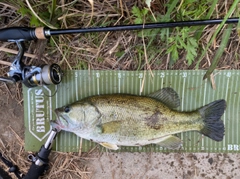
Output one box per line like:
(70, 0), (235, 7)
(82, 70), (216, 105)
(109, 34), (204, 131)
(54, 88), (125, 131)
(155, 135), (182, 150)
(148, 87), (180, 109)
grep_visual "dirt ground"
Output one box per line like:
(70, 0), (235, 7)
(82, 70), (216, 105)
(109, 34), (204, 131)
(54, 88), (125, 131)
(0, 85), (24, 144)
(88, 152), (240, 179)
(0, 83), (240, 179)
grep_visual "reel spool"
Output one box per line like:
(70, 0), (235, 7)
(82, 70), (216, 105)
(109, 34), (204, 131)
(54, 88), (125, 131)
(22, 64), (62, 88)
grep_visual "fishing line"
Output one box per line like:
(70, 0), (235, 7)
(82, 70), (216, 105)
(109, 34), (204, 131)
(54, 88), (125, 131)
(42, 84), (59, 97)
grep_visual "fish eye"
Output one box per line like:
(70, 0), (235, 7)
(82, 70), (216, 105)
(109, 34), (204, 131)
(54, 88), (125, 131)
(64, 106), (71, 113)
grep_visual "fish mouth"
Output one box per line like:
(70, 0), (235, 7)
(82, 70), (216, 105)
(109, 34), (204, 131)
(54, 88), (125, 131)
(50, 109), (68, 131)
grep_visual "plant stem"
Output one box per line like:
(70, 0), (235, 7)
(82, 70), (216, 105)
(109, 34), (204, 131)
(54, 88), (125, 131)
(195, 0), (218, 40)
(203, 24), (233, 80)
(195, 0), (240, 69)
(50, 0), (57, 22)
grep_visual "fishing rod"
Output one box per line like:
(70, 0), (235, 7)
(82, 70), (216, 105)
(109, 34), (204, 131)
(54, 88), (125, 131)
(0, 17), (239, 87)
(0, 17), (239, 42)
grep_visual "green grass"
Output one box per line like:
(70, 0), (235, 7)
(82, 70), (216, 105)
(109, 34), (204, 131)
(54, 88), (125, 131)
(131, 0), (210, 67)
(1, 0), (239, 71)
(197, 0), (240, 68)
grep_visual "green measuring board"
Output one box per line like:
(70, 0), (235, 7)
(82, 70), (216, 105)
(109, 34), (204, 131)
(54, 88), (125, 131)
(23, 70), (240, 153)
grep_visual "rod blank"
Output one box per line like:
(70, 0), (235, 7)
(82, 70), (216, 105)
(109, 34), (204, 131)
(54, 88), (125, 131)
(48, 18), (239, 37)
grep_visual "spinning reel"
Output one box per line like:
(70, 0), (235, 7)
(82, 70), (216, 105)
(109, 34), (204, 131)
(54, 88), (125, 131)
(0, 40), (62, 88)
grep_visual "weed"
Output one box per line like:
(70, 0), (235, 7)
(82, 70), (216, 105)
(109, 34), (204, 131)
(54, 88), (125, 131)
(166, 27), (198, 65)
(132, 6), (149, 24)
(203, 25), (233, 80)
(18, 7), (42, 26)
(116, 51), (125, 58)
(1, 0), (237, 71)
(16, 0), (62, 27)
(131, 0), (225, 67)
(131, 5), (199, 66)
(73, 60), (88, 70)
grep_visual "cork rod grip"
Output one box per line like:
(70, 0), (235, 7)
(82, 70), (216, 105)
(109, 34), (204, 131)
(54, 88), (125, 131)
(35, 27), (47, 40)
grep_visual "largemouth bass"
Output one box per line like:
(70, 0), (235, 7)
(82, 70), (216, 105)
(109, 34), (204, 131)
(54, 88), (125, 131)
(51, 88), (226, 150)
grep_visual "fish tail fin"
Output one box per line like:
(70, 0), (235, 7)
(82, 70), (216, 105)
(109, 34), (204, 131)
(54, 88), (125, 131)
(199, 99), (226, 141)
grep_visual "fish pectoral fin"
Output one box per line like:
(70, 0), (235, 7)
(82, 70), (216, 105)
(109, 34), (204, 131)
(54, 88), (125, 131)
(148, 87), (180, 109)
(99, 142), (119, 150)
(100, 121), (122, 133)
(155, 135), (182, 150)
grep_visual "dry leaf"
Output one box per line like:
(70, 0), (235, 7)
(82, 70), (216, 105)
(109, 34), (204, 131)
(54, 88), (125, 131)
(145, 0), (152, 8)
(87, 0), (94, 27)
(145, 0), (156, 21)
(88, 0), (94, 6)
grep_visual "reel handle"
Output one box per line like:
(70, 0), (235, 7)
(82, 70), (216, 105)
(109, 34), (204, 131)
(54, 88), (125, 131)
(0, 77), (16, 84)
